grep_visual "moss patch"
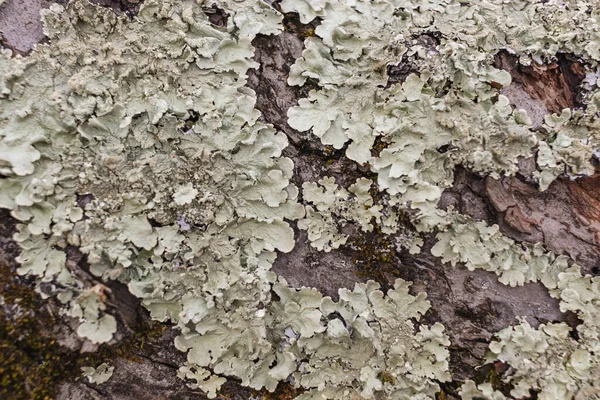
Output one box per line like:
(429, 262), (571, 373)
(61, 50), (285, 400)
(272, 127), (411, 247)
(0, 209), (169, 399)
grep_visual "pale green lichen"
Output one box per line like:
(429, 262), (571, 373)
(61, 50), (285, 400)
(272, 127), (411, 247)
(2, 0), (600, 399)
(284, 0), (600, 211)
(298, 177), (383, 251)
(1, 0), (299, 349)
(81, 362), (114, 385)
(273, 278), (450, 399)
(459, 380), (506, 400)
(178, 365), (227, 399)
(429, 213), (571, 287)
(487, 319), (600, 399)
(485, 268), (600, 399)
(283, 1), (600, 398)
(1, 1), (449, 397)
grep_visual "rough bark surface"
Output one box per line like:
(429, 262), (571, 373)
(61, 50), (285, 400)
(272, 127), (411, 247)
(0, 1), (598, 400)
(0, 0), (54, 54)
(494, 51), (587, 117)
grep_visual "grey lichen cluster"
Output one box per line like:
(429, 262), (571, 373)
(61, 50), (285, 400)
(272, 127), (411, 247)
(81, 362), (114, 385)
(300, 177), (385, 251)
(1, 0), (600, 399)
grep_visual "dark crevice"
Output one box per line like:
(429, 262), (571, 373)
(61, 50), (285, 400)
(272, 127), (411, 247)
(131, 350), (180, 370)
(386, 54), (419, 87)
(63, 245), (146, 333)
(273, 1), (322, 41)
(438, 167), (497, 224)
(202, 4), (229, 28)
(76, 193), (95, 209)
(469, 361), (514, 398)
(436, 144), (457, 154)
(564, 310), (584, 340)
(147, 217), (166, 228)
(89, 0), (144, 17)
(385, 31), (440, 88)
(415, 30), (442, 46)
(436, 381), (461, 400)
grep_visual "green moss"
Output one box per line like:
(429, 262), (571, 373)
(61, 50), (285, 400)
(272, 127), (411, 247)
(0, 234), (168, 398)
(472, 362), (513, 397)
(252, 382), (305, 399)
(378, 371), (396, 385)
(0, 256), (80, 399)
(281, 12), (318, 39)
(83, 319), (167, 368)
(350, 221), (398, 282)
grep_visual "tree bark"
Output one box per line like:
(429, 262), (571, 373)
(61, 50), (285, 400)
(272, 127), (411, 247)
(0, 1), (597, 399)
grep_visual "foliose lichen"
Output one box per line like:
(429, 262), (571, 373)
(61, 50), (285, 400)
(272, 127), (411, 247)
(81, 362), (114, 384)
(282, 0), (600, 398)
(0, 0), (448, 397)
(299, 177), (382, 251)
(459, 380), (506, 400)
(2, 0), (600, 399)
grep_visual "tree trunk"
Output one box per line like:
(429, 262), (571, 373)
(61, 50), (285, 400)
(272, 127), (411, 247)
(0, 1), (597, 399)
